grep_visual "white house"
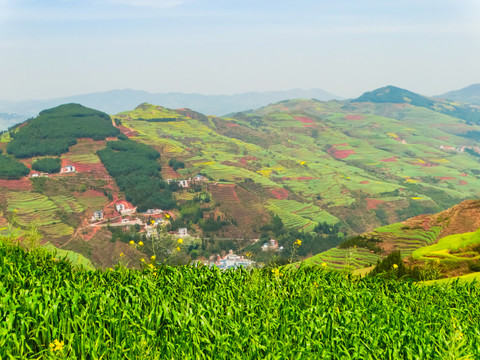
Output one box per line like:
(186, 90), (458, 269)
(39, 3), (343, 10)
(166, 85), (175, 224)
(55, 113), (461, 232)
(178, 228), (188, 236)
(61, 165), (76, 173)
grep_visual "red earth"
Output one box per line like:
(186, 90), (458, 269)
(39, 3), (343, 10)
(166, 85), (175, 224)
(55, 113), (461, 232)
(294, 116), (315, 124)
(360, 181), (370, 184)
(366, 198), (384, 210)
(344, 115), (365, 120)
(226, 123), (239, 127)
(239, 156), (257, 166)
(436, 177), (456, 181)
(459, 180), (468, 186)
(329, 149), (356, 159)
(460, 173), (468, 177)
(281, 176), (314, 181)
(117, 125), (139, 138)
(380, 157), (397, 162)
(272, 188), (289, 200)
(0, 178), (33, 191)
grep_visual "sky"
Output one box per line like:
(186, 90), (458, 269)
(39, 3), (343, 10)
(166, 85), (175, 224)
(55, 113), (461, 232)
(1, 0), (479, 100)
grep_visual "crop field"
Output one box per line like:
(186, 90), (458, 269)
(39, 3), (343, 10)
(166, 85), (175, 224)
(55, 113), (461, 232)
(412, 229), (480, 262)
(43, 242), (94, 269)
(7, 192), (60, 227)
(50, 195), (84, 213)
(302, 247), (381, 271)
(4, 242), (480, 359)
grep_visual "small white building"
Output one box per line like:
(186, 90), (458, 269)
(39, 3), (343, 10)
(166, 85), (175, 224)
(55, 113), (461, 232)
(61, 165), (76, 173)
(91, 210), (104, 221)
(178, 179), (190, 188)
(178, 228), (188, 236)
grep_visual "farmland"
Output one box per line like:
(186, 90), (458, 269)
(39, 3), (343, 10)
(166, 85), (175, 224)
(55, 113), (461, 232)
(2, 241), (480, 359)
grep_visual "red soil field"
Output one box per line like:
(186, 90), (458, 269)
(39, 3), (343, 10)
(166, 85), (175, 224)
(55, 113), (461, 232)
(117, 125), (139, 138)
(460, 173), (468, 177)
(226, 123), (239, 127)
(344, 115), (365, 120)
(436, 177), (456, 181)
(380, 157), (397, 162)
(0, 178), (33, 191)
(366, 198), (384, 210)
(330, 149), (356, 159)
(459, 180), (468, 186)
(239, 156), (257, 166)
(272, 188), (289, 200)
(281, 177), (314, 181)
(294, 116), (315, 124)
(360, 181), (370, 184)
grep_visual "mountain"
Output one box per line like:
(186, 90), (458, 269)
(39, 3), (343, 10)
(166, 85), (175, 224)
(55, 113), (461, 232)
(0, 88), (342, 130)
(353, 85), (480, 124)
(437, 83), (480, 105)
(3, 89), (480, 268)
(353, 85), (435, 107)
(0, 112), (28, 132)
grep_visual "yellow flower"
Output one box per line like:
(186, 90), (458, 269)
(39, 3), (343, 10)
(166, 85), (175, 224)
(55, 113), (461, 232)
(150, 220), (155, 225)
(138, 241), (144, 246)
(49, 339), (64, 352)
(120, 252), (124, 257)
(165, 213), (170, 218)
(151, 255), (156, 261)
(294, 239), (302, 246)
(153, 272), (157, 276)
(140, 258), (145, 262)
(177, 238), (183, 244)
(321, 262), (327, 268)
(13, 209), (18, 213)
(0, 227), (6, 231)
(148, 263), (154, 269)
(176, 246), (181, 252)
(129, 240), (135, 245)
(393, 264), (399, 270)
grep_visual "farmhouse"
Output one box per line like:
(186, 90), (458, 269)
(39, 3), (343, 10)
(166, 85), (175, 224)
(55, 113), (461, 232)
(61, 165), (76, 173)
(29, 172), (48, 178)
(214, 250), (254, 270)
(178, 228), (188, 236)
(91, 210), (104, 221)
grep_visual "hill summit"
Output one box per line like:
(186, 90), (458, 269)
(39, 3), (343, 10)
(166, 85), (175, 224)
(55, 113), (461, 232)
(352, 85), (435, 108)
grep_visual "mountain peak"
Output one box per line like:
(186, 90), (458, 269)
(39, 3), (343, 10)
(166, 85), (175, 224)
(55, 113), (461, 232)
(352, 86), (435, 107)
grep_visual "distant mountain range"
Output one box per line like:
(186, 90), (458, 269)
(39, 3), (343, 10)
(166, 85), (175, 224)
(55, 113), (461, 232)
(0, 113), (28, 132)
(0, 88), (342, 129)
(436, 83), (480, 105)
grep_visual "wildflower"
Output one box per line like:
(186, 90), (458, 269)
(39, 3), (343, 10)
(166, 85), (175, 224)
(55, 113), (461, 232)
(0, 227), (6, 231)
(13, 209), (18, 213)
(151, 255), (156, 261)
(176, 246), (181, 252)
(140, 258), (145, 262)
(49, 339), (64, 352)
(321, 262), (327, 268)
(138, 241), (144, 246)
(165, 213), (170, 218)
(177, 238), (183, 244)
(120, 252), (124, 257)
(150, 220), (155, 225)
(393, 264), (399, 270)
(129, 240), (135, 245)
(148, 263), (154, 269)
(294, 239), (302, 246)
(153, 272), (157, 276)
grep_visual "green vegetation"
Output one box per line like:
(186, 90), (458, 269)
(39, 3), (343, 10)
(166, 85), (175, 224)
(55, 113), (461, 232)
(353, 85), (435, 108)
(7, 104), (119, 158)
(0, 154), (29, 179)
(31, 157), (61, 174)
(338, 235), (382, 253)
(98, 139), (176, 211)
(168, 158), (185, 170)
(4, 242), (480, 358)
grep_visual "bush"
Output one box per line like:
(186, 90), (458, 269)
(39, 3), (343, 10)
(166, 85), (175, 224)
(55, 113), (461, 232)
(31, 157), (61, 174)
(0, 154), (30, 179)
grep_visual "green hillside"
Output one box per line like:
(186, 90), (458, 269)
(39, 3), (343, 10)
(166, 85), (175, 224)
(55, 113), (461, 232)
(2, 241), (480, 359)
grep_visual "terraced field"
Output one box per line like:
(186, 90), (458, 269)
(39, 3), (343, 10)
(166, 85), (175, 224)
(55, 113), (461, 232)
(302, 247), (381, 271)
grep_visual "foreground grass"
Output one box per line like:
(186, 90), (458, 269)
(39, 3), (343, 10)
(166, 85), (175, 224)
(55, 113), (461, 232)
(2, 243), (480, 359)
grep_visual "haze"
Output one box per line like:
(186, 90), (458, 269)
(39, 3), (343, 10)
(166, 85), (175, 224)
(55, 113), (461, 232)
(1, 0), (479, 101)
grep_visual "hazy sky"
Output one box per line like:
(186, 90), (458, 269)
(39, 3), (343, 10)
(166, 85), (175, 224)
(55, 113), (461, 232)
(1, 0), (479, 100)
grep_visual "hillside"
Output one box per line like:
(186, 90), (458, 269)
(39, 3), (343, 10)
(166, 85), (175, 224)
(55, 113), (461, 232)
(437, 83), (480, 105)
(305, 199), (480, 279)
(2, 241), (480, 359)
(4, 93), (480, 267)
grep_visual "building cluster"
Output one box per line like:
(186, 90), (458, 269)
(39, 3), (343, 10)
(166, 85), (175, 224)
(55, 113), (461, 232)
(206, 250), (255, 270)
(440, 145), (480, 153)
(165, 175), (208, 188)
(261, 239), (284, 252)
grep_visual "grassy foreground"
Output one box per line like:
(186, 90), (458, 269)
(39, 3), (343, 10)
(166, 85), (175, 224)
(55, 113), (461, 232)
(2, 243), (480, 359)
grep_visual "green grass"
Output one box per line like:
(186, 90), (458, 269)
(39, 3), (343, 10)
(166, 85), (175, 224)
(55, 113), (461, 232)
(43, 242), (95, 270)
(3, 242), (480, 359)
